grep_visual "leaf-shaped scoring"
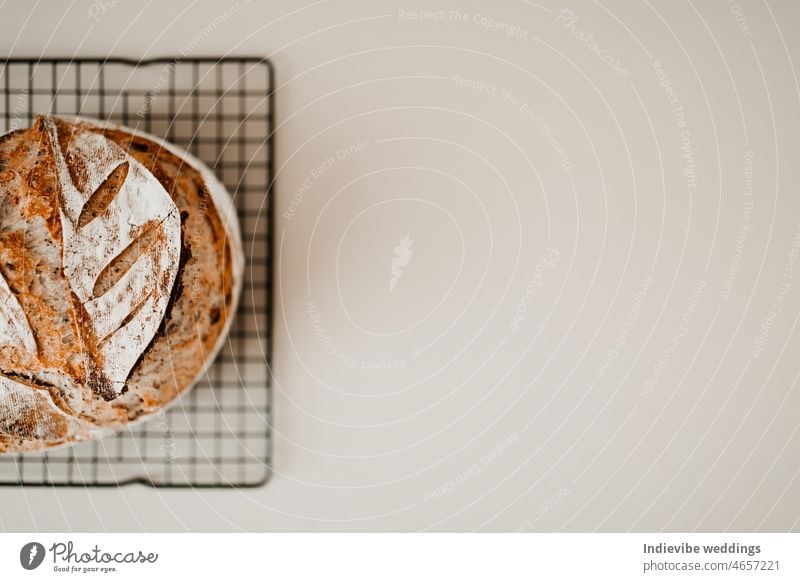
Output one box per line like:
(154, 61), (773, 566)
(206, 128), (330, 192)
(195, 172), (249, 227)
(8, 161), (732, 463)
(44, 118), (181, 397)
(0, 271), (36, 353)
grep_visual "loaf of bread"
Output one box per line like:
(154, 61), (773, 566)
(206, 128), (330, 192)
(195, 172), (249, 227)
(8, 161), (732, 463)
(0, 116), (243, 452)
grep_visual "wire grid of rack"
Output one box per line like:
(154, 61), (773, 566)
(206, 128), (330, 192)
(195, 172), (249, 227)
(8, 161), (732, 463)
(0, 57), (273, 487)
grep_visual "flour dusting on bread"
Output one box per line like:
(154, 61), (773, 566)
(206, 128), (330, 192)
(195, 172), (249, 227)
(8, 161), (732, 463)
(0, 116), (241, 452)
(0, 270), (36, 353)
(44, 118), (181, 399)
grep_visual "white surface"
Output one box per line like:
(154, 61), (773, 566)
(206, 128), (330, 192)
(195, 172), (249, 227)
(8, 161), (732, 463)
(2, 0), (800, 532)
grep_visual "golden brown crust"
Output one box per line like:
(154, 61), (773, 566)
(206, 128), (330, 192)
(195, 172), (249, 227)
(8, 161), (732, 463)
(0, 117), (237, 452)
(97, 123), (235, 418)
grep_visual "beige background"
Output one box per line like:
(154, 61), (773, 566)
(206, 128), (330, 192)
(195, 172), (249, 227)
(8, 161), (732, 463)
(1, 0), (800, 532)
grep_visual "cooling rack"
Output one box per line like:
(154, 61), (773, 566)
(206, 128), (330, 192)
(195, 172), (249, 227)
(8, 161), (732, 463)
(0, 57), (273, 487)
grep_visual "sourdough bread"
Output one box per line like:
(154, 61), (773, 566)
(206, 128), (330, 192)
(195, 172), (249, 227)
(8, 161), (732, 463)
(0, 116), (243, 452)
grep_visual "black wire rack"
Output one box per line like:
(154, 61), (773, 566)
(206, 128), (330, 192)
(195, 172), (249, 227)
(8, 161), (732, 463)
(0, 57), (273, 488)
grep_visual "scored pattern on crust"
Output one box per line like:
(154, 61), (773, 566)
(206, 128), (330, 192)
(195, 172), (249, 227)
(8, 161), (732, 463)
(0, 271), (36, 354)
(0, 114), (238, 452)
(0, 375), (91, 442)
(44, 117), (181, 399)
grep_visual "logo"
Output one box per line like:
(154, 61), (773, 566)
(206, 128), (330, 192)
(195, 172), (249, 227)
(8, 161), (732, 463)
(390, 235), (414, 292)
(20, 542), (45, 570)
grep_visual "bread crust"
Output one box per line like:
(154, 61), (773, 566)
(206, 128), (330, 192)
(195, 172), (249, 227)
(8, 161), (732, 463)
(0, 116), (242, 452)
